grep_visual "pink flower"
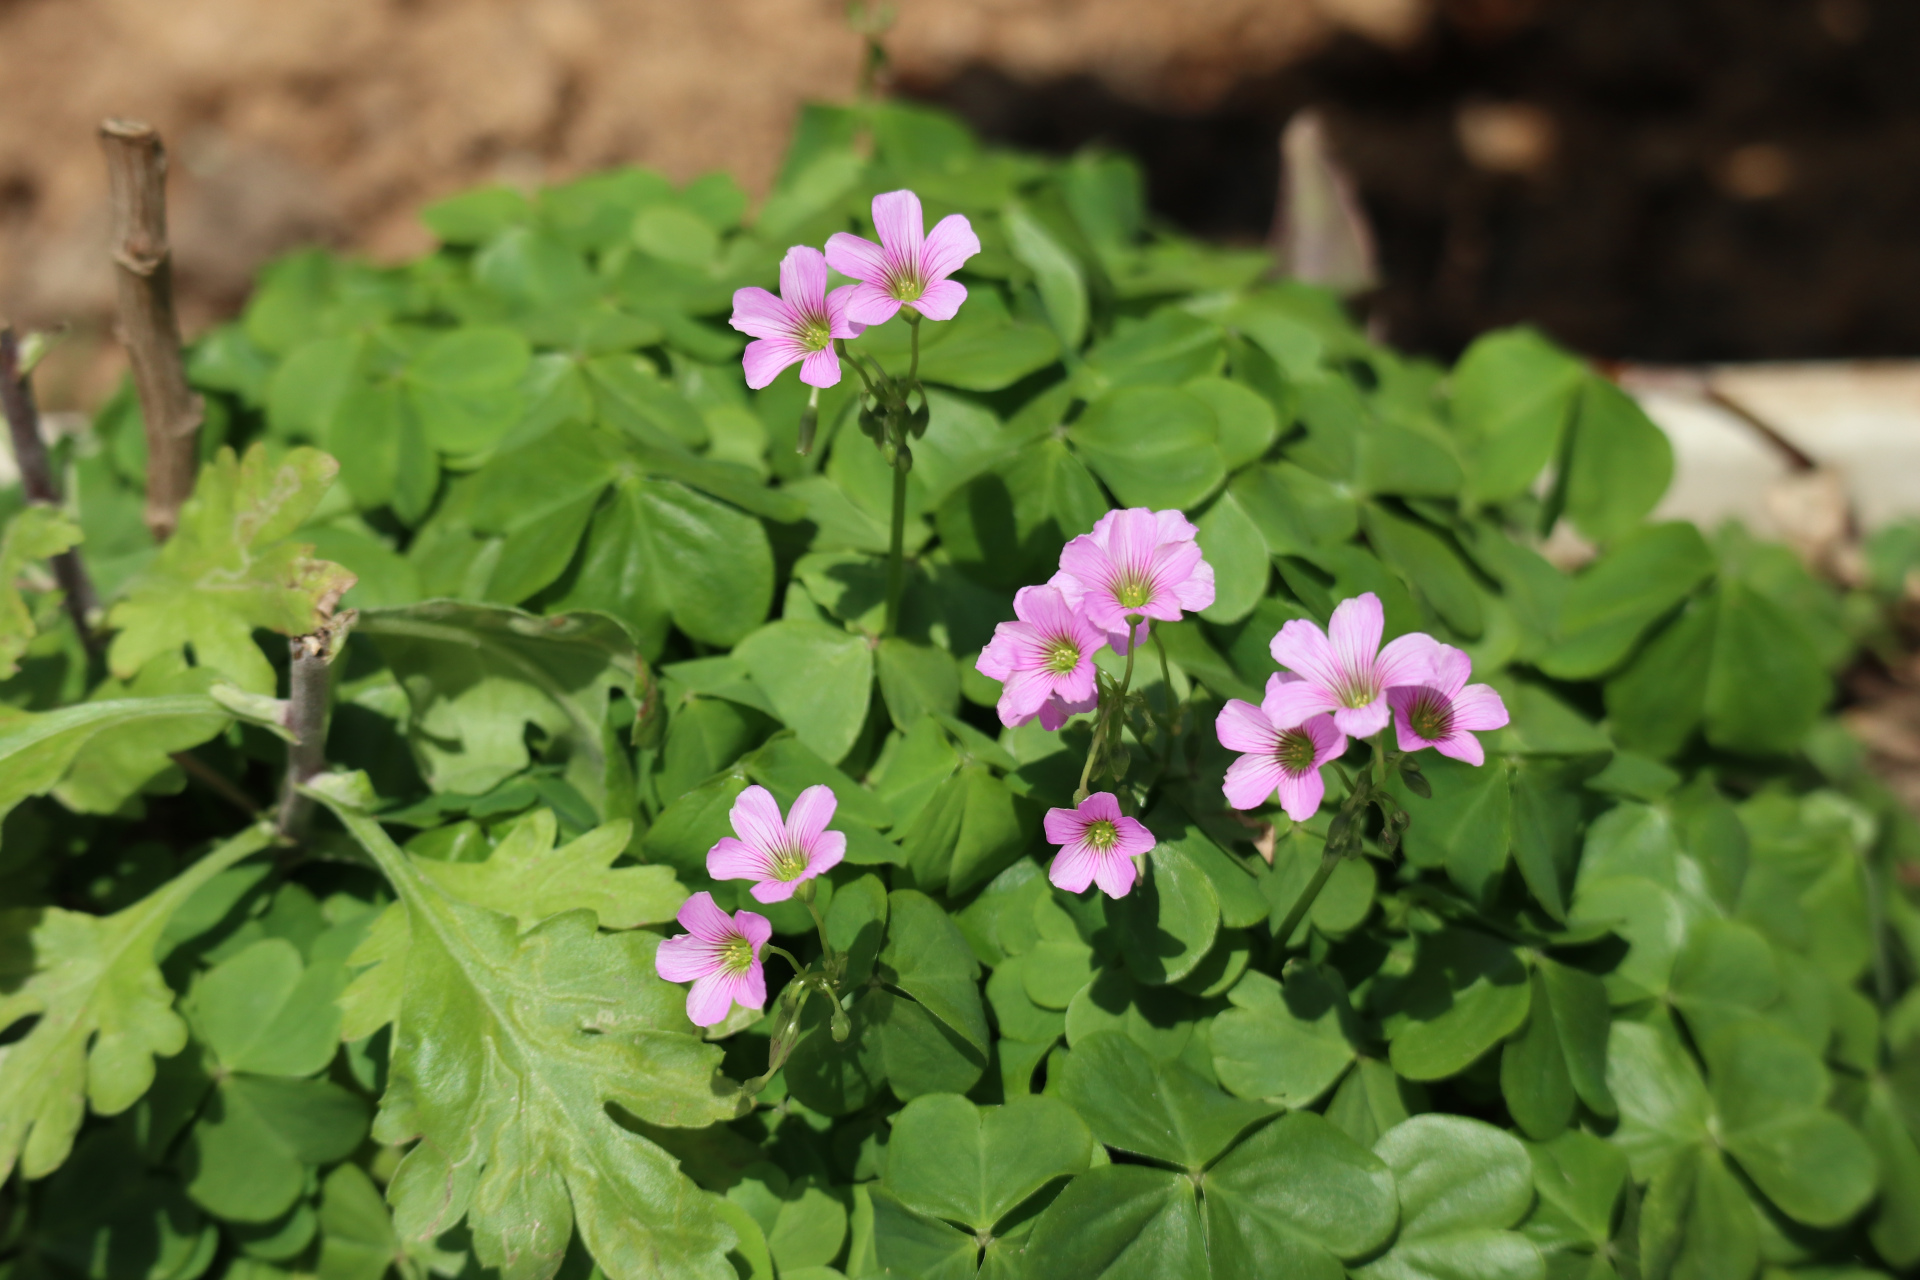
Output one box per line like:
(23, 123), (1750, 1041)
(1386, 643), (1510, 766)
(1043, 792), (1156, 899)
(1215, 675), (1348, 820)
(1049, 508), (1216, 643)
(707, 784), (846, 903)
(655, 892), (772, 1028)
(825, 190), (981, 326)
(729, 245), (864, 390)
(1267, 593), (1440, 739)
(975, 584), (1105, 730)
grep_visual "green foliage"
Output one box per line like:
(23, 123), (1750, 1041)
(2, 94), (1910, 1280)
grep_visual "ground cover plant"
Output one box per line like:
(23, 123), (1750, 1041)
(4, 93), (1920, 1280)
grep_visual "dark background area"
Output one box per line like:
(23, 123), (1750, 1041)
(907, 0), (1920, 363)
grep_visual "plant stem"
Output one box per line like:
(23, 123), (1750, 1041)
(171, 750), (260, 817)
(1077, 617), (1142, 801)
(1272, 851), (1340, 961)
(275, 611), (356, 841)
(0, 327), (99, 649)
(99, 119), (201, 544)
(905, 310), (922, 385)
(882, 454), (909, 637)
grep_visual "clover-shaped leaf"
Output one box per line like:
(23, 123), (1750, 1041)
(1352, 1114), (1545, 1280)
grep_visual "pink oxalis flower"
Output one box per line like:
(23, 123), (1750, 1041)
(654, 892), (772, 1028)
(707, 784), (846, 903)
(975, 584), (1104, 730)
(1267, 593), (1439, 739)
(826, 190), (981, 326)
(729, 245), (863, 390)
(1043, 792), (1156, 899)
(1216, 676), (1349, 820)
(1386, 642), (1510, 766)
(1050, 508), (1216, 647)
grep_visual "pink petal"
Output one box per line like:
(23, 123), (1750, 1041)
(1265, 678), (1341, 730)
(786, 784), (839, 847)
(976, 629), (1019, 682)
(825, 284), (867, 339)
(843, 282), (903, 328)
(735, 910), (773, 951)
(730, 287), (796, 341)
(999, 668), (1056, 723)
(655, 933), (719, 983)
(1376, 632), (1445, 691)
(910, 279), (967, 322)
(1152, 509), (1201, 544)
(1224, 755), (1287, 810)
(1037, 692), (1093, 730)
(731, 963), (767, 1014)
(1275, 768), (1328, 822)
(1105, 619), (1151, 656)
(921, 213), (981, 281)
(778, 245), (829, 311)
(871, 190), (926, 264)
(708, 836), (774, 884)
(1050, 660), (1096, 706)
(1303, 715), (1348, 765)
(730, 786), (788, 853)
(1387, 687), (1435, 754)
(1103, 509), (1160, 583)
(1326, 594), (1385, 689)
(1170, 557), (1216, 614)
(1092, 850), (1137, 899)
(799, 346), (842, 388)
(1434, 732), (1487, 767)
(1450, 683), (1510, 733)
(1049, 842), (1098, 893)
(1111, 817), (1157, 859)
(1269, 619), (1344, 693)
(1216, 699), (1279, 755)
(750, 878), (799, 904)
(1043, 806), (1088, 846)
(809, 831), (846, 877)
(686, 971), (743, 1026)
(675, 890), (736, 941)
(1079, 792), (1124, 824)
(1048, 566), (1088, 613)
(825, 232), (888, 285)
(1333, 699), (1391, 739)
(742, 338), (805, 390)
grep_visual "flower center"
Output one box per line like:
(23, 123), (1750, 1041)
(797, 314), (833, 352)
(1115, 576), (1153, 609)
(886, 266), (925, 302)
(1407, 690), (1452, 741)
(1336, 676), (1378, 711)
(1085, 819), (1119, 851)
(770, 844), (810, 881)
(1276, 730), (1319, 775)
(720, 935), (756, 974)
(1044, 638), (1081, 674)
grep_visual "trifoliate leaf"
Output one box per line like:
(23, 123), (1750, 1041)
(416, 808), (684, 930)
(0, 504), (82, 678)
(1353, 1114), (1546, 1280)
(312, 775), (740, 1280)
(182, 1073), (369, 1222)
(106, 445), (356, 693)
(0, 823), (274, 1181)
(881, 1093), (1094, 1232)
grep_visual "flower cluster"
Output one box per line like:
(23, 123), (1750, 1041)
(978, 507), (1217, 901)
(1213, 593), (1509, 820)
(728, 189), (981, 390)
(654, 784), (846, 1028)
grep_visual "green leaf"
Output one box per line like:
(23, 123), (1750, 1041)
(877, 638), (961, 731)
(1112, 843), (1221, 986)
(30, 1123), (216, 1280)
(1188, 376), (1279, 471)
(877, 890), (989, 1053)
(0, 823), (273, 1181)
(1069, 386), (1226, 510)
(311, 777), (741, 1280)
(1540, 523), (1715, 680)
(914, 322), (1063, 392)
(1082, 310), (1223, 391)
(358, 602), (641, 815)
(1353, 1115), (1545, 1280)
(882, 1092), (1094, 1231)
(724, 1165), (847, 1273)
(1006, 203), (1089, 351)
(45, 661), (230, 817)
(186, 935), (346, 1078)
(870, 989), (986, 1100)
(1522, 1129), (1627, 1253)
(1196, 491), (1270, 625)
(1054, 1030), (1274, 1169)
(318, 1161), (457, 1280)
(1205, 1112), (1400, 1279)
(1364, 504), (1483, 638)
(1019, 1164), (1210, 1280)
(106, 445), (356, 693)
(1384, 928), (1533, 1081)
(901, 764), (1032, 897)
(1605, 1019), (1713, 1179)
(938, 437), (1107, 592)
(1604, 595), (1716, 758)
(1449, 328), (1585, 505)
(1563, 375), (1674, 544)
(183, 1073), (369, 1222)
(869, 1188), (994, 1280)
(733, 619), (873, 765)
(1210, 965), (1361, 1107)
(0, 505), (82, 678)
(405, 326), (531, 455)
(1636, 1144), (1757, 1280)
(1702, 581), (1829, 756)
(416, 808), (685, 929)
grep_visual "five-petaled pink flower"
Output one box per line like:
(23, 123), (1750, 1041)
(826, 190), (981, 327)
(1216, 675), (1349, 820)
(729, 245), (864, 390)
(708, 784), (846, 903)
(975, 584), (1105, 730)
(1043, 792), (1156, 899)
(654, 892), (771, 1028)
(1386, 643), (1510, 766)
(1267, 593), (1439, 739)
(1050, 508), (1216, 646)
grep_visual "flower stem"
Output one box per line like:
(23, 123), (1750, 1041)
(1271, 851), (1340, 962)
(1076, 617), (1142, 802)
(882, 457), (909, 637)
(797, 882), (839, 983)
(906, 310), (922, 385)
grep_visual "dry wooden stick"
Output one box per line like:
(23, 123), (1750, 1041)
(276, 609), (357, 841)
(1, 326), (101, 646)
(99, 118), (201, 544)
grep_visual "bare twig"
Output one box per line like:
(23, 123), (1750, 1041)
(170, 750), (261, 817)
(99, 119), (202, 544)
(276, 609), (358, 841)
(1, 326), (101, 648)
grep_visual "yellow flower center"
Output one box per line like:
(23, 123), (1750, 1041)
(1045, 639), (1081, 674)
(1086, 819), (1119, 851)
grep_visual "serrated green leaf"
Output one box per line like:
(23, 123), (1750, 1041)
(416, 808), (684, 929)
(0, 505), (82, 678)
